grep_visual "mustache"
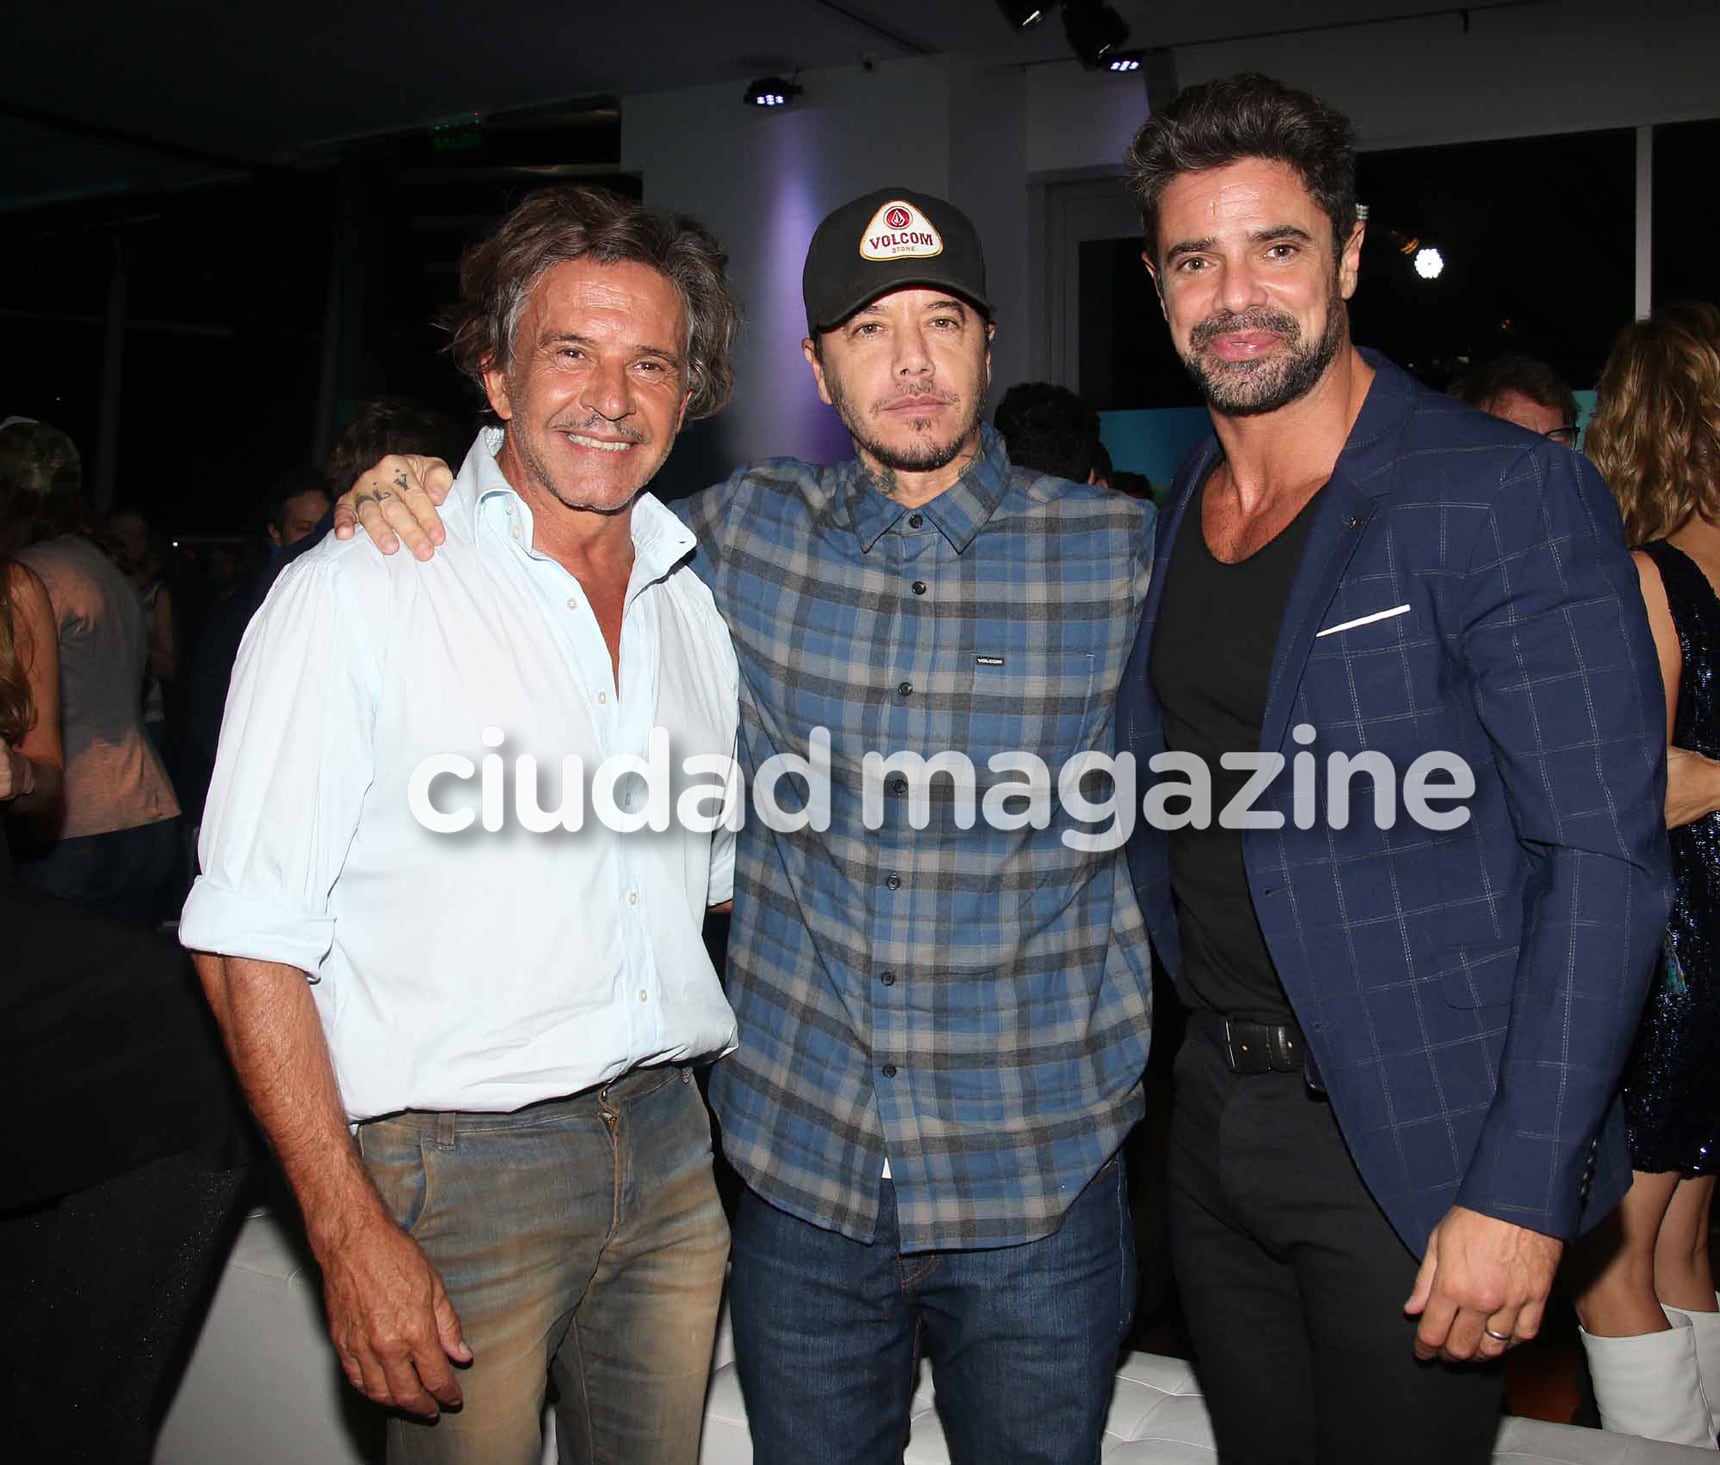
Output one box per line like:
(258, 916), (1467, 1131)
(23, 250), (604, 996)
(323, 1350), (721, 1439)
(550, 414), (648, 443)
(1190, 309), (1300, 350)
(873, 387), (961, 413)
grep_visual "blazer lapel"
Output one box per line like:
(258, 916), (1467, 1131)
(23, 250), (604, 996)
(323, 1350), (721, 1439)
(1258, 356), (1418, 756)
(1257, 471), (1377, 757)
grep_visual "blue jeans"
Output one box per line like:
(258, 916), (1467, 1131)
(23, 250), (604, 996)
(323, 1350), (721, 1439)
(729, 1155), (1135, 1465)
(357, 1065), (728, 1465)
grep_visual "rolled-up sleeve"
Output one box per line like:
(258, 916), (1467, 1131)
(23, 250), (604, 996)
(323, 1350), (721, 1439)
(180, 550), (384, 975)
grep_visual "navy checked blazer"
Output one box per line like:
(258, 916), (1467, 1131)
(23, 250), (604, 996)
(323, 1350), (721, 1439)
(1119, 353), (1673, 1256)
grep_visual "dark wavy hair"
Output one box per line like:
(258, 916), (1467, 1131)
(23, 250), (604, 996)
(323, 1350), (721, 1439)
(449, 186), (739, 421)
(1125, 73), (1358, 263)
(1449, 353), (1578, 426)
(326, 397), (463, 491)
(993, 381), (1102, 483)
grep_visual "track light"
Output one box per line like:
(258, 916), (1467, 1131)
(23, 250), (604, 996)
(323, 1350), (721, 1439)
(1413, 247), (1444, 280)
(1062, 0), (1130, 69)
(1106, 49), (1144, 72)
(743, 76), (802, 109)
(995, 0), (1048, 27)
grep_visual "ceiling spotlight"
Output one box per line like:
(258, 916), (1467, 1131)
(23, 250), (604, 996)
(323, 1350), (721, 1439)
(1413, 246), (1444, 280)
(743, 76), (802, 109)
(995, 0), (1048, 27)
(1106, 49), (1144, 72)
(1062, 0), (1130, 68)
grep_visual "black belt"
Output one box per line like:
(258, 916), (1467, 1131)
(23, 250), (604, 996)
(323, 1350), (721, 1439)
(1193, 1010), (1325, 1093)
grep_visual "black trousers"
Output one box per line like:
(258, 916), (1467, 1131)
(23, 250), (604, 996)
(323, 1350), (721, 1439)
(1168, 1026), (1504, 1465)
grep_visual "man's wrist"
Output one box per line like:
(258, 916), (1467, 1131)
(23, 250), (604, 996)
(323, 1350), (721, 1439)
(302, 1183), (398, 1264)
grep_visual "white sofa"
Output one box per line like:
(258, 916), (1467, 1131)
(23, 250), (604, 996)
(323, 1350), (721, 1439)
(157, 1211), (1717, 1465)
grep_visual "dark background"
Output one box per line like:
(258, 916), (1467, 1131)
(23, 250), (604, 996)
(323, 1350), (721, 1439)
(1079, 119), (1717, 410)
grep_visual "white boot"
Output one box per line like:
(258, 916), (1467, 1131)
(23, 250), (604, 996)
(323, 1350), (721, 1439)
(1580, 1313), (1717, 1448)
(1663, 1300), (1720, 1444)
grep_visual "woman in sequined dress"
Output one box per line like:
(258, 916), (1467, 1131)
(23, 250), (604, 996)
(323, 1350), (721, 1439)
(1573, 302), (1720, 1447)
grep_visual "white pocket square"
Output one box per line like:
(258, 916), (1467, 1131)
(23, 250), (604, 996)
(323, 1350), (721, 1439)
(1316, 604), (1411, 638)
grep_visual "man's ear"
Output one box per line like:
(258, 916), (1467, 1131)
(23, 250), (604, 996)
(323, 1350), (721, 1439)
(267, 524), (283, 548)
(802, 337), (835, 408)
(482, 359), (515, 422)
(1338, 220), (1366, 301)
(1142, 250), (1169, 325)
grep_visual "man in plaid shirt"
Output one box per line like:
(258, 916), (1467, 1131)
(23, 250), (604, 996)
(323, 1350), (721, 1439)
(343, 186), (1156, 1464)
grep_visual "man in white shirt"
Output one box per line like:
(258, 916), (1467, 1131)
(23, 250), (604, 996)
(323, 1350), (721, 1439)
(181, 187), (742, 1465)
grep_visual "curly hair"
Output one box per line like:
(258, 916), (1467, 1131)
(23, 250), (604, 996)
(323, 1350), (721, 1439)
(1125, 73), (1357, 263)
(448, 186), (739, 421)
(1587, 302), (1720, 546)
(993, 381), (1102, 483)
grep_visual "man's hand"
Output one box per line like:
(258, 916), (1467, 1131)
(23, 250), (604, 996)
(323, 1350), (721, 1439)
(1666, 746), (1720, 829)
(317, 1210), (473, 1417)
(334, 454), (454, 560)
(1404, 1205), (1563, 1363)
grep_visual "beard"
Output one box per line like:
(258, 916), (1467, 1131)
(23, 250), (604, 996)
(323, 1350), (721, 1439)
(826, 367), (990, 476)
(1180, 291), (1348, 417)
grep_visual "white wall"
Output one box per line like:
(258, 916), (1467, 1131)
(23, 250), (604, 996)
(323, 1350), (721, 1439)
(622, 0), (1719, 471)
(1173, 0), (1720, 151)
(623, 57), (953, 472)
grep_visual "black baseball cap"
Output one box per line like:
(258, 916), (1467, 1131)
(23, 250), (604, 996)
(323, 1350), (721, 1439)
(802, 187), (991, 335)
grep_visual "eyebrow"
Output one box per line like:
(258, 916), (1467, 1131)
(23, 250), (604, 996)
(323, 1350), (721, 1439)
(1163, 224), (1317, 262)
(541, 331), (684, 365)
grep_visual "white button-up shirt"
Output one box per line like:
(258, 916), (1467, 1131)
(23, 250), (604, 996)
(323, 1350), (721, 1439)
(182, 431), (740, 1120)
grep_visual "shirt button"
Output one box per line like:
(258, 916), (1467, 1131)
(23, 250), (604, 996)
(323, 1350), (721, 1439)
(627, 891), (639, 906)
(637, 989), (649, 1003)
(889, 777), (908, 796)
(511, 523), (522, 539)
(907, 513), (924, 529)
(880, 971), (897, 986)
(911, 581), (927, 595)
(598, 692), (608, 704)
(897, 682), (912, 697)
(566, 597), (577, 610)
(885, 874), (902, 891)
(881, 1063), (898, 1078)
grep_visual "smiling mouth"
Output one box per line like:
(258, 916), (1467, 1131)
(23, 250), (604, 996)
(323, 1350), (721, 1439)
(1208, 332), (1282, 356)
(563, 432), (636, 453)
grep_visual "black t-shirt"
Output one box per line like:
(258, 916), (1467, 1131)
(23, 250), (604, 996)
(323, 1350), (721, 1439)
(1150, 472), (1321, 1023)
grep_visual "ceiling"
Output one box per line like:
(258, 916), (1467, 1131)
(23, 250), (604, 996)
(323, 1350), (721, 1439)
(3, 0), (1535, 210)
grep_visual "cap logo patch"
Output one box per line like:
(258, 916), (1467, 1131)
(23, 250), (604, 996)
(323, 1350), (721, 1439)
(859, 199), (944, 262)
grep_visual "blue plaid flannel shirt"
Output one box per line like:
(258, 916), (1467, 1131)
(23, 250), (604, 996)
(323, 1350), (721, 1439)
(677, 425), (1156, 1250)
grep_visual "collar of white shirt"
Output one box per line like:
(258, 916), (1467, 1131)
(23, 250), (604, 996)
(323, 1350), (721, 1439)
(461, 425), (695, 599)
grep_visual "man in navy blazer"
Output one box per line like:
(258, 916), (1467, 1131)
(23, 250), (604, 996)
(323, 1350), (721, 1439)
(1116, 76), (1671, 1462)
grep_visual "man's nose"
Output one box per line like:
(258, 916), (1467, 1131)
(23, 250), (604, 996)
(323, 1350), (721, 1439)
(580, 358), (632, 419)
